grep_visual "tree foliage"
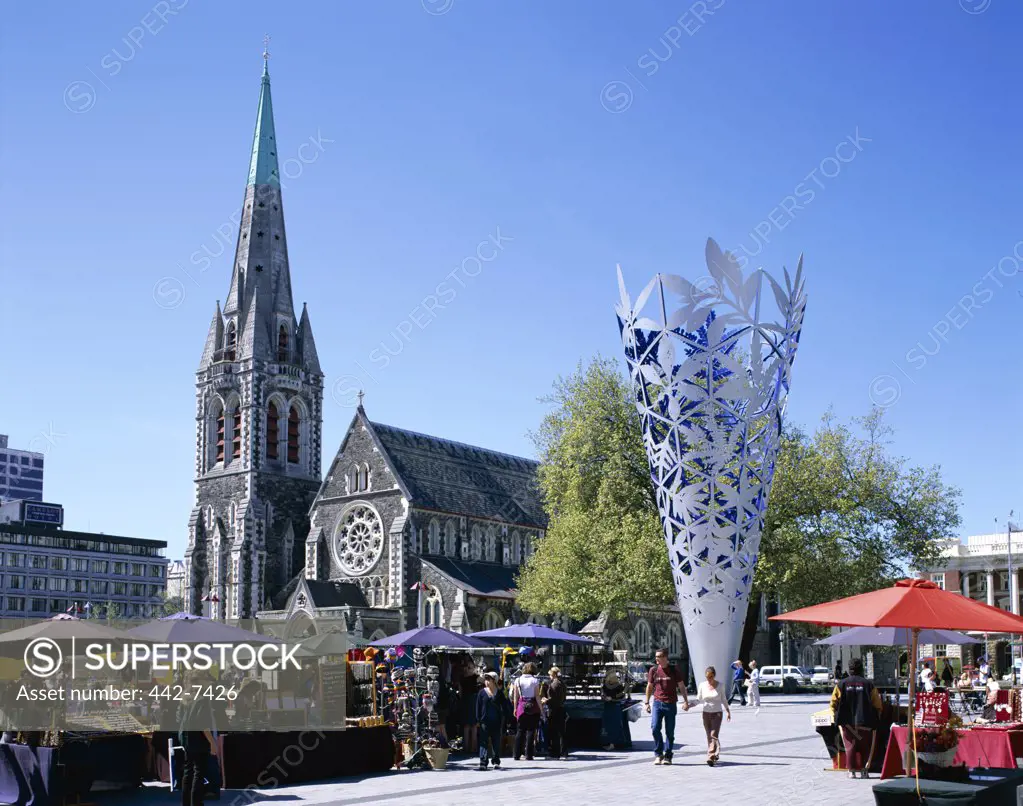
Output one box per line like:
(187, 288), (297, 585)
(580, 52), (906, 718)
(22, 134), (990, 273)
(515, 357), (673, 618)
(516, 356), (962, 623)
(756, 409), (961, 611)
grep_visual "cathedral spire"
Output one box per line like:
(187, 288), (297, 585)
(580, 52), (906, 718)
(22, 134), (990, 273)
(220, 50), (297, 353)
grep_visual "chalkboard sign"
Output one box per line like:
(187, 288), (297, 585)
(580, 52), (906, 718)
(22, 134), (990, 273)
(321, 664), (346, 725)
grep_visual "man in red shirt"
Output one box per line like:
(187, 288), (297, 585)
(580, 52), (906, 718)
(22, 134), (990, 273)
(644, 647), (690, 765)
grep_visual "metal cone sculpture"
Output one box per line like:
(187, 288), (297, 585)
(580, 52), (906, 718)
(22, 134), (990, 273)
(615, 239), (806, 685)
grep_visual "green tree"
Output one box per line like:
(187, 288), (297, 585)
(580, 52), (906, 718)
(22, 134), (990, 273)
(517, 357), (962, 636)
(755, 408), (961, 611)
(516, 357), (672, 618)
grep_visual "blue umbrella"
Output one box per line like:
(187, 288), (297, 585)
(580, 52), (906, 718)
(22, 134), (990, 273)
(815, 627), (978, 646)
(468, 624), (601, 645)
(368, 625), (491, 649)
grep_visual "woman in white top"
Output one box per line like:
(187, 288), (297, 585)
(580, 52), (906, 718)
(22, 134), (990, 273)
(747, 660), (761, 709)
(697, 666), (731, 765)
(512, 662), (542, 760)
(920, 664), (936, 693)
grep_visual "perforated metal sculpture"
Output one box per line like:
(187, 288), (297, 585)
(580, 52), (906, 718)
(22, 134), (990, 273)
(615, 239), (806, 684)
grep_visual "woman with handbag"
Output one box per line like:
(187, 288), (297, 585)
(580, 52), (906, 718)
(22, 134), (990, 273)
(511, 662), (542, 760)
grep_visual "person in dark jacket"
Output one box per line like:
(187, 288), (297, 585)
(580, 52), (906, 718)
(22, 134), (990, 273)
(941, 659), (955, 688)
(830, 658), (882, 779)
(543, 666), (568, 759)
(475, 672), (504, 770)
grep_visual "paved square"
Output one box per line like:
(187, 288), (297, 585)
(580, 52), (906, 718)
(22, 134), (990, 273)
(99, 696), (879, 806)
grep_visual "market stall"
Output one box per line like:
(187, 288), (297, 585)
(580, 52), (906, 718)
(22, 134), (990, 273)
(469, 623), (637, 751)
(369, 625), (493, 768)
(773, 578), (1023, 797)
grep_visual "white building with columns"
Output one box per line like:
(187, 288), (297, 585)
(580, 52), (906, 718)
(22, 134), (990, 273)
(921, 532), (1023, 669)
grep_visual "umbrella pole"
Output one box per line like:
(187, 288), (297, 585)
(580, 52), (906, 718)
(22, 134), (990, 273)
(903, 627), (919, 773)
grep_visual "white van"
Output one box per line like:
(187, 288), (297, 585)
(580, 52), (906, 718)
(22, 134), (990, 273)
(758, 665), (811, 686)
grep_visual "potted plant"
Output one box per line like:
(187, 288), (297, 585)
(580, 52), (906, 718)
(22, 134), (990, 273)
(421, 736), (450, 770)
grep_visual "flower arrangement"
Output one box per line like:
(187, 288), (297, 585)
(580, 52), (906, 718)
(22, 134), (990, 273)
(914, 713), (963, 766)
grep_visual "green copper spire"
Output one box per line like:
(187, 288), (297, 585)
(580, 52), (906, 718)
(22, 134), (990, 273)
(247, 44), (280, 188)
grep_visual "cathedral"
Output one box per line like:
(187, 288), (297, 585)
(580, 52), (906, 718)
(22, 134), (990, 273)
(184, 57), (702, 670)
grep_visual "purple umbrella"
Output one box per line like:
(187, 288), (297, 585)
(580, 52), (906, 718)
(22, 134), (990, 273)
(468, 624), (600, 645)
(368, 625), (491, 649)
(126, 613), (280, 645)
(815, 627), (978, 647)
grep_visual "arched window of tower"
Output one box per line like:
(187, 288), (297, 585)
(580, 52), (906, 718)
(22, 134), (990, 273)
(277, 324), (289, 362)
(287, 405), (300, 464)
(266, 401), (280, 461)
(225, 321), (236, 361)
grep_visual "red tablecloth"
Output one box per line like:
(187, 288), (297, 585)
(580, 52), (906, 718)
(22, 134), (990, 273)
(881, 726), (1023, 779)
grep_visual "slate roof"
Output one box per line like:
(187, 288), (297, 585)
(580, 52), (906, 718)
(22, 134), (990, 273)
(370, 420), (547, 529)
(422, 558), (519, 600)
(273, 575), (367, 611)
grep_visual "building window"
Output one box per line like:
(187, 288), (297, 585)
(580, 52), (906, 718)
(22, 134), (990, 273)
(214, 403), (226, 465)
(359, 464), (369, 491)
(277, 325), (289, 362)
(634, 619), (652, 657)
(485, 527), (497, 562)
(483, 609), (504, 631)
(424, 588), (444, 627)
(267, 402), (280, 460)
(444, 521), (457, 557)
(931, 573), (945, 590)
(428, 519), (440, 554)
(511, 531), (521, 564)
(666, 622), (682, 658)
(225, 322), (236, 361)
(470, 526), (482, 561)
(287, 405), (300, 464)
(230, 405), (242, 462)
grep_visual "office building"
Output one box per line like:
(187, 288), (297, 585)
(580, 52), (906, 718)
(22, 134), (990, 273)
(0, 435), (44, 503)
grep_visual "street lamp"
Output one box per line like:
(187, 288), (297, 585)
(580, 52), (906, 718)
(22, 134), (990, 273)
(996, 512), (1022, 684)
(779, 629), (786, 671)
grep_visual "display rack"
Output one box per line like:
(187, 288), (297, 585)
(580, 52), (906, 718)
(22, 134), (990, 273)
(347, 660), (376, 719)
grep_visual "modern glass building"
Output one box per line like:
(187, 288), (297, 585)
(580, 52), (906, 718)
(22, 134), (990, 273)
(0, 435), (44, 503)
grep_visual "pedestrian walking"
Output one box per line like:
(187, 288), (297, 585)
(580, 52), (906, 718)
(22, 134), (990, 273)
(941, 659), (954, 688)
(697, 666), (731, 766)
(177, 686), (219, 806)
(728, 660), (747, 706)
(830, 658), (882, 779)
(601, 670), (628, 750)
(643, 647), (689, 765)
(476, 672), (504, 770)
(747, 660), (761, 710)
(512, 662), (542, 760)
(542, 666), (568, 759)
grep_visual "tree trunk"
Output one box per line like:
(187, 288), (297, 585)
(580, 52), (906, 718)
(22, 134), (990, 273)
(738, 597), (761, 663)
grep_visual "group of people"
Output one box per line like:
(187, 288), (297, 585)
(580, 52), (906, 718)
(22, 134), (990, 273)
(474, 662), (568, 770)
(726, 658), (762, 708)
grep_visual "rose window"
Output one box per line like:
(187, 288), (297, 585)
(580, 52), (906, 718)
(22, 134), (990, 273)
(334, 505), (384, 576)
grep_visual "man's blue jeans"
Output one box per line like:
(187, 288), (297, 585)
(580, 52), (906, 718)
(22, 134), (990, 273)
(651, 700), (677, 759)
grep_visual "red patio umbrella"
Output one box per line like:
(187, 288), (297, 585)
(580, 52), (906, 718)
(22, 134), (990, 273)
(771, 578), (1023, 772)
(770, 578), (1023, 633)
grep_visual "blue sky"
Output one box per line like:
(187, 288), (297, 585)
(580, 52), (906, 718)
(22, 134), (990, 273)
(2, 0), (1020, 558)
